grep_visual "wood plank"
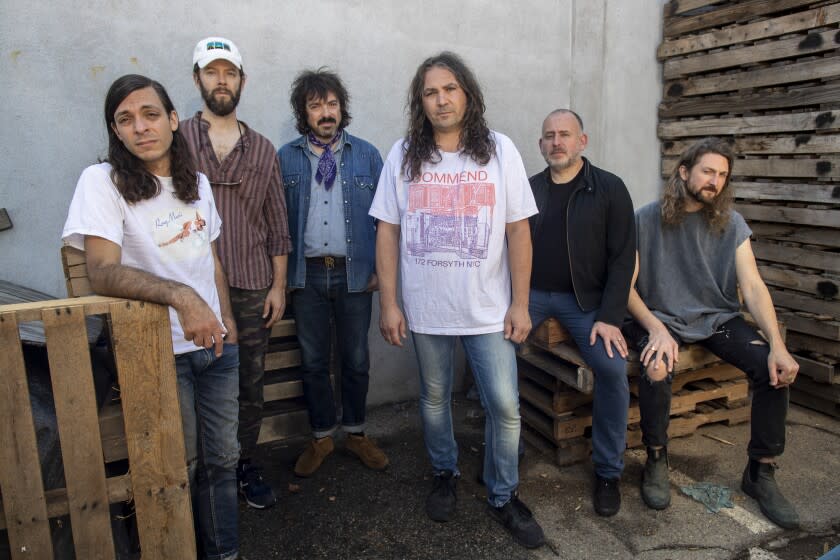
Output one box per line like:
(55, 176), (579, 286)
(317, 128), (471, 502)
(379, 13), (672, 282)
(770, 287), (840, 317)
(663, 0), (724, 18)
(787, 330), (840, 355)
(791, 387), (840, 416)
(270, 319), (296, 338)
(665, 55), (840, 97)
(779, 311), (840, 340)
(758, 264), (840, 300)
(664, 29), (839, 79)
(0, 295), (123, 322)
(660, 82), (840, 119)
(664, 156), (840, 179)
(0, 312), (54, 558)
(664, 0), (820, 38)
(531, 318), (570, 345)
(793, 374), (840, 402)
(794, 352), (837, 383)
(265, 348), (302, 371)
(738, 203), (840, 228)
(734, 181), (840, 204)
(517, 345), (594, 394)
(42, 306), (115, 559)
(751, 222), (840, 248)
(108, 301), (196, 559)
(257, 406), (311, 444)
(0, 474), (133, 532)
(753, 240), (840, 273)
(664, 135), (840, 157)
(659, 109), (840, 138)
(659, 4), (840, 59)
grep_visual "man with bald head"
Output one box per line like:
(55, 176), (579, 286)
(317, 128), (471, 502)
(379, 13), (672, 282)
(528, 109), (635, 517)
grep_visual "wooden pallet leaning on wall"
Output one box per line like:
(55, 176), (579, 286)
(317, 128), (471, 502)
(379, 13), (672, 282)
(0, 296), (195, 559)
(659, 0), (840, 418)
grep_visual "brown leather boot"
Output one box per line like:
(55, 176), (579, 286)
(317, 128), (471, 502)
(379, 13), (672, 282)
(294, 436), (334, 477)
(345, 434), (389, 471)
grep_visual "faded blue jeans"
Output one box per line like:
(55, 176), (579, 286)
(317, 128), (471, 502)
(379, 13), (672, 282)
(529, 290), (630, 480)
(175, 343), (240, 560)
(412, 331), (520, 507)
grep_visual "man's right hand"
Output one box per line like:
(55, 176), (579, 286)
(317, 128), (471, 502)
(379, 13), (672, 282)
(379, 301), (407, 347)
(641, 326), (679, 375)
(176, 291), (227, 357)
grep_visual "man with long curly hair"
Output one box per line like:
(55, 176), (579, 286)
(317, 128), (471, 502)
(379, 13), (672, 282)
(62, 74), (242, 558)
(370, 52), (545, 549)
(528, 109), (636, 517)
(624, 137), (800, 529)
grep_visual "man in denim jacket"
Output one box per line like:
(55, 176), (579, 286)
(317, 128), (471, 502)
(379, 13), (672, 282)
(277, 68), (388, 477)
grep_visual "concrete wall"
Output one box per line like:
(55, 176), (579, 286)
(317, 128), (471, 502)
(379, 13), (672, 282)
(0, 0), (663, 405)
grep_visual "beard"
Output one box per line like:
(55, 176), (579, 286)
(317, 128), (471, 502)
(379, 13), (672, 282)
(200, 82), (241, 117)
(688, 182), (718, 206)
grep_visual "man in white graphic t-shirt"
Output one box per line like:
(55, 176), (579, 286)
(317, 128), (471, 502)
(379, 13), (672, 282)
(62, 74), (242, 559)
(370, 51), (544, 550)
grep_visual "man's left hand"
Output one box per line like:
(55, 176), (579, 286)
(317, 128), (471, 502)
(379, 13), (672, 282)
(504, 303), (531, 344)
(590, 321), (628, 359)
(768, 347), (799, 388)
(262, 285), (286, 328)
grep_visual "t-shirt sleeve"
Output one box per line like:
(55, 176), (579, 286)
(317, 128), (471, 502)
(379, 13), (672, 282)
(369, 141), (403, 225)
(198, 173), (222, 244)
(61, 165), (126, 250)
(499, 134), (538, 223)
(732, 210), (752, 246)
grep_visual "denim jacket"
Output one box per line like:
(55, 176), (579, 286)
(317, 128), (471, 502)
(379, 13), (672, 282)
(278, 132), (383, 292)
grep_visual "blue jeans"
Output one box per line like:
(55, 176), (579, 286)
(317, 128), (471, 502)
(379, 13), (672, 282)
(292, 258), (372, 438)
(175, 343), (240, 560)
(412, 331), (520, 507)
(529, 290), (629, 479)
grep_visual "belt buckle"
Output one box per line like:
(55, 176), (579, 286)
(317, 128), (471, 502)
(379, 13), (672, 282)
(325, 256), (335, 269)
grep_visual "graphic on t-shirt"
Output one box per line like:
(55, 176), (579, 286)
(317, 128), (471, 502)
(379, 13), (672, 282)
(405, 171), (495, 260)
(158, 211), (207, 248)
(151, 208), (211, 263)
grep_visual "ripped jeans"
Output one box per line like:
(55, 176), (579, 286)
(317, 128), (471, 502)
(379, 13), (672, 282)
(175, 343), (241, 560)
(623, 316), (788, 459)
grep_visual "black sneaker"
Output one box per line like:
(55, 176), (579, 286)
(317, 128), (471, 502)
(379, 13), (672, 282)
(487, 495), (545, 549)
(741, 461), (799, 529)
(237, 461), (277, 509)
(593, 475), (621, 517)
(426, 470), (457, 522)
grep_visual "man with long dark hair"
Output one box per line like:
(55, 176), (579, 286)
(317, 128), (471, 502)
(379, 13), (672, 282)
(371, 52), (545, 549)
(182, 36), (292, 510)
(62, 74), (242, 559)
(278, 68), (388, 477)
(528, 109), (635, 517)
(625, 137), (800, 529)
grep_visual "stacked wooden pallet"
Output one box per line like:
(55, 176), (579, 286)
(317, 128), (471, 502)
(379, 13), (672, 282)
(658, 0), (840, 418)
(518, 320), (750, 466)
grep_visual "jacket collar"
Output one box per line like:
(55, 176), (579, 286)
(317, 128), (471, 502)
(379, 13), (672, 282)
(541, 156), (593, 190)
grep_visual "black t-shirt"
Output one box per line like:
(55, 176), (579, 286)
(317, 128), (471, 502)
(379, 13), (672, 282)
(530, 167), (584, 292)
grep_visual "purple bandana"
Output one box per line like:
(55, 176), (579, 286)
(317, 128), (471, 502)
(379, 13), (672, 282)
(308, 132), (341, 190)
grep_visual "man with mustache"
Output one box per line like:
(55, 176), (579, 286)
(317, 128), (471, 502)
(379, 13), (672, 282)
(277, 68), (388, 477)
(528, 109), (635, 517)
(624, 137), (800, 529)
(182, 37), (292, 510)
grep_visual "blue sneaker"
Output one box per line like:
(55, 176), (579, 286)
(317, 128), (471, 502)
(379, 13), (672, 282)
(237, 461), (277, 509)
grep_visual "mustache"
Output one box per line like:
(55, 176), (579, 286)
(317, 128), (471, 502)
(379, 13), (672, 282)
(318, 117), (337, 125)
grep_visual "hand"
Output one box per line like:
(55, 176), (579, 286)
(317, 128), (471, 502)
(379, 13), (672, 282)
(262, 285), (286, 328)
(380, 301), (407, 347)
(590, 321), (628, 359)
(365, 272), (380, 292)
(222, 317), (238, 345)
(640, 326), (679, 374)
(504, 303), (531, 344)
(176, 292), (227, 357)
(768, 347), (799, 388)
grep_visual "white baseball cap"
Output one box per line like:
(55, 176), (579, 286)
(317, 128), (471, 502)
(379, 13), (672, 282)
(193, 37), (243, 70)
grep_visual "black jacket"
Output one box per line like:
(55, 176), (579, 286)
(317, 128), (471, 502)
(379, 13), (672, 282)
(528, 157), (636, 326)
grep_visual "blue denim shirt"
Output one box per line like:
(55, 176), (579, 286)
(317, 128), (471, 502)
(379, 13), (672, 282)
(278, 132), (383, 292)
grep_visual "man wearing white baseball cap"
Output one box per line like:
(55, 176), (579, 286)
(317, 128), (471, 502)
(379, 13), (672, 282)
(183, 36), (292, 511)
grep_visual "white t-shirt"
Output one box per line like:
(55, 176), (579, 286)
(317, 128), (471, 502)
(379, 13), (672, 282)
(62, 162), (223, 355)
(369, 131), (537, 335)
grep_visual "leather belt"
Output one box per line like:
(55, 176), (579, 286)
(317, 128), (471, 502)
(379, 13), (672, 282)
(307, 256), (346, 269)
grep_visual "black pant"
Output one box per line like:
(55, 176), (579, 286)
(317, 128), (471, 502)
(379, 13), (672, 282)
(623, 316), (789, 459)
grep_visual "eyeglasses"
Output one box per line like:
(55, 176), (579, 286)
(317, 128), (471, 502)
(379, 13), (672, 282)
(209, 178), (242, 188)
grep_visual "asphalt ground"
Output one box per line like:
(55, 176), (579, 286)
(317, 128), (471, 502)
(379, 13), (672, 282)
(241, 396), (840, 560)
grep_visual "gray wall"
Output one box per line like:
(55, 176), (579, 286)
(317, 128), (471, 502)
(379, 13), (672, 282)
(0, 0), (663, 405)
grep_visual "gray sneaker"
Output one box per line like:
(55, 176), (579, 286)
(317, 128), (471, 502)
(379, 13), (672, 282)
(741, 461), (799, 529)
(641, 447), (671, 510)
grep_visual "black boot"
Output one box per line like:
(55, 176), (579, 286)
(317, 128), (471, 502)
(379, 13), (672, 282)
(641, 446), (671, 510)
(741, 460), (799, 529)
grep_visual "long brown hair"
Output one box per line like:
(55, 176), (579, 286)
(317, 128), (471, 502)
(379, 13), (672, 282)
(104, 74), (198, 204)
(402, 52), (494, 182)
(662, 137), (734, 233)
